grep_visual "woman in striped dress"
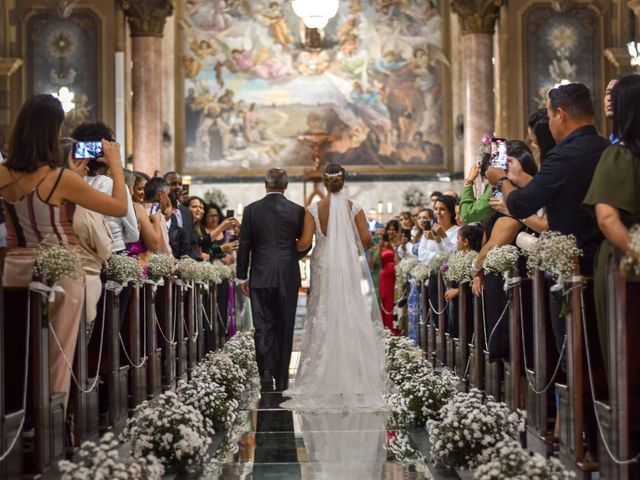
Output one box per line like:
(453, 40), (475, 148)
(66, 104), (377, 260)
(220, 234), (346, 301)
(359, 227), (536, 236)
(0, 94), (128, 410)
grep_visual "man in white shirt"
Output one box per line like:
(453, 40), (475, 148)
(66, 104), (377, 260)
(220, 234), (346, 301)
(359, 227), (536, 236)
(366, 208), (383, 233)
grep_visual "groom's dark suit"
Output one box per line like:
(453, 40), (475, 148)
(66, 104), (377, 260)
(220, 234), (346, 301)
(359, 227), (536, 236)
(236, 192), (306, 389)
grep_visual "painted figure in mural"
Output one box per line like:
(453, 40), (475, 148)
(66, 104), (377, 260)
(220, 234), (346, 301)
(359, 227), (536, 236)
(338, 17), (359, 57)
(185, 87), (203, 147)
(259, 2), (295, 48)
(212, 1), (233, 31)
(350, 81), (392, 131)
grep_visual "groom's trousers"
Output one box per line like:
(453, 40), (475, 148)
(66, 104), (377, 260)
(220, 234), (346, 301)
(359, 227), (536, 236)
(250, 287), (299, 384)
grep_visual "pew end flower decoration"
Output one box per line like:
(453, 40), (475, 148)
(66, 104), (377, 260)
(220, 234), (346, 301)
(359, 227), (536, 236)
(34, 243), (82, 286)
(146, 253), (175, 282)
(522, 231), (582, 286)
(107, 253), (144, 287)
(443, 250), (479, 283)
(621, 224), (640, 277)
(176, 257), (201, 284)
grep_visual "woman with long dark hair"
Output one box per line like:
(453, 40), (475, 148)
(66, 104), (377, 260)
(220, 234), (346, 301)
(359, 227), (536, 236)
(0, 94), (127, 410)
(584, 73), (640, 376)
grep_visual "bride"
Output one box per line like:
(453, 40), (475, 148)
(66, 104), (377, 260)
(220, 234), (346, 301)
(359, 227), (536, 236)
(281, 163), (388, 411)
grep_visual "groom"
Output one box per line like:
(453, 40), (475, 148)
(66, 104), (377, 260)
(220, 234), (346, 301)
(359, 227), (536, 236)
(236, 168), (308, 391)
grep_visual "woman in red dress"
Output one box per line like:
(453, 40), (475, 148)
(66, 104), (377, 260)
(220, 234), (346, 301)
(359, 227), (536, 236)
(378, 219), (400, 335)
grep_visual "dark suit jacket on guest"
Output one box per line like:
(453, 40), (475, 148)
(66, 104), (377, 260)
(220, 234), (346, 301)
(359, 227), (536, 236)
(168, 214), (189, 259)
(236, 193), (306, 288)
(506, 125), (608, 272)
(178, 204), (200, 260)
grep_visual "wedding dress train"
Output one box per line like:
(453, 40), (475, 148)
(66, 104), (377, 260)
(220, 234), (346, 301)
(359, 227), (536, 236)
(281, 191), (388, 411)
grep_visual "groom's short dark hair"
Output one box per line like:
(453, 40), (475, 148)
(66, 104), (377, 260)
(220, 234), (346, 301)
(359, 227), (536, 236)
(265, 168), (288, 189)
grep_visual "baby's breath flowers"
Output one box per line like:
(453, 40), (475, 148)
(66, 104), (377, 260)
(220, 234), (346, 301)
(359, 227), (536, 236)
(428, 251), (451, 275)
(621, 224), (640, 276)
(396, 257), (420, 293)
(175, 257), (201, 283)
(522, 231), (582, 284)
(34, 243), (82, 286)
(473, 438), (575, 480)
(177, 374), (238, 430)
(427, 389), (526, 469)
(58, 432), (164, 479)
(146, 253), (175, 282)
(107, 253), (144, 287)
(483, 245), (520, 276)
(123, 391), (213, 473)
(410, 262), (431, 283)
(443, 250), (479, 283)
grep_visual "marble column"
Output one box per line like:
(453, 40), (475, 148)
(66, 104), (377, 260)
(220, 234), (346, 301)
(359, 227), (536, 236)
(451, 0), (501, 174)
(120, 0), (173, 175)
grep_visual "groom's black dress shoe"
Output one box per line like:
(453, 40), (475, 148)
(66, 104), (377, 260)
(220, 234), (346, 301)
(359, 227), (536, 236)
(260, 370), (274, 392)
(275, 379), (289, 391)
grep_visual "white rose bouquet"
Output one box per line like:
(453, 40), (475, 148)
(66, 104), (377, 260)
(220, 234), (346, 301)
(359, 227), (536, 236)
(473, 438), (575, 479)
(123, 392), (213, 473)
(427, 389), (526, 468)
(58, 432), (164, 479)
(34, 243), (82, 286)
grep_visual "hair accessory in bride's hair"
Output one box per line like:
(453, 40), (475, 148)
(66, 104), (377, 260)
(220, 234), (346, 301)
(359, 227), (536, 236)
(324, 171), (343, 178)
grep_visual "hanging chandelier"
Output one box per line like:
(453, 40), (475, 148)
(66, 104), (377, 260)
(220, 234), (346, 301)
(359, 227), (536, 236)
(292, 0), (339, 29)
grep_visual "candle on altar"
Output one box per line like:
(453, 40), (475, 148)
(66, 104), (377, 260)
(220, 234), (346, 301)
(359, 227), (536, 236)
(387, 202), (393, 215)
(237, 203), (244, 216)
(377, 201), (383, 214)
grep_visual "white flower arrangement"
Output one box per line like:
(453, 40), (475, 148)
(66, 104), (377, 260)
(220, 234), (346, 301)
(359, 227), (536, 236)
(396, 257), (420, 293)
(195, 353), (247, 402)
(34, 243), (82, 286)
(523, 231), (582, 284)
(222, 331), (259, 386)
(58, 432), (164, 479)
(427, 251), (451, 275)
(443, 250), (479, 283)
(621, 224), (640, 276)
(197, 261), (236, 285)
(473, 438), (575, 480)
(427, 389), (526, 469)
(107, 253), (144, 287)
(483, 245), (520, 275)
(410, 262), (431, 283)
(177, 374), (238, 430)
(146, 253), (175, 282)
(123, 391), (213, 473)
(175, 257), (201, 283)
(386, 429), (428, 469)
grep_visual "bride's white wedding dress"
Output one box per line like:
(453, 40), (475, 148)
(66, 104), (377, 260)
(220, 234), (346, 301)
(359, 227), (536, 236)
(281, 191), (388, 411)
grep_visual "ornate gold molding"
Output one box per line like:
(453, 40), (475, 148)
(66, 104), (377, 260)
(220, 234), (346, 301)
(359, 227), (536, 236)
(451, 0), (502, 34)
(0, 57), (23, 76)
(120, 0), (173, 37)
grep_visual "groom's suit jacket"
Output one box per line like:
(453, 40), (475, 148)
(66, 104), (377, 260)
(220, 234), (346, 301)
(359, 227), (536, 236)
(236, 193), (306, 289)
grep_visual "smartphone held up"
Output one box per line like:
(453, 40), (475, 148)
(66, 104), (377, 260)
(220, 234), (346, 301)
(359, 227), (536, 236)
(73, 141), (104, 160)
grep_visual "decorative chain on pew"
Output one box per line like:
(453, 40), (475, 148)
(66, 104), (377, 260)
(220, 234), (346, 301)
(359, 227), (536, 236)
(118, 289), (148, 369)
(201, 302), (214, 330)
(49, 291), (107, 394)
(216, 304), (229, 335)
(481, 291), (511, 350)
(463, 332), (474, 380)
(428, 298), (449, 316)
(518, 285), (567, 395)
(155, 291), (178, 345)
(579, 281), (640, 465)
(0, 288), (32, 463)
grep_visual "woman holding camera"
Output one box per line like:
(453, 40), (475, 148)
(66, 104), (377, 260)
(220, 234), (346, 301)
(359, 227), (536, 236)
(0, 94), (128, 411)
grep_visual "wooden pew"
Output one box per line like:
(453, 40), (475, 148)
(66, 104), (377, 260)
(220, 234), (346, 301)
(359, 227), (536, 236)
(195, 284), (206, 361)
(4, 287), (65, 476)
(71, 304), (99, 446)
(482, 280), (505, 402)
(155, 278), (176, 391)
(174, 282), (188, 384)
(436, 272), (447, 366)
(469, 295), (484, 390)
(422, 283), (436, 367)
(121, 286), (147, 410)
(418, 282), (427, 354)
(96, 288), (129, 435)
(203, 287), (218, 353)
(0, 280), (24, 478)
(596, 258), (640, 480)
(142, 283), (162, 397)
(526, 270), (559, 457)
(184, 284), (198, 379)
(455, 282), (474, 382)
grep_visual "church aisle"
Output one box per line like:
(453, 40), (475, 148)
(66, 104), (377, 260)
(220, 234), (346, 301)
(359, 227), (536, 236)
(211, 297), (432, 479)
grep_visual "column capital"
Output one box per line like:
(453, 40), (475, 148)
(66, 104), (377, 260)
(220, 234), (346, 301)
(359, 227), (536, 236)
(120, 0), (173, 37)
(451, 0), (501, 35)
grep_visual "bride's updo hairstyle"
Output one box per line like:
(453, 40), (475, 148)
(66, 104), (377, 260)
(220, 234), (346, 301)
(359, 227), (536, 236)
(323, 163), (346, 193)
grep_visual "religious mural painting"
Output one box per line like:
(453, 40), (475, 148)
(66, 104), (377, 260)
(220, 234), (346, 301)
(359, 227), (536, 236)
(181, 0), (448, 175)
(525, 5), (602, 121)
(26, 9), (99, 136)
